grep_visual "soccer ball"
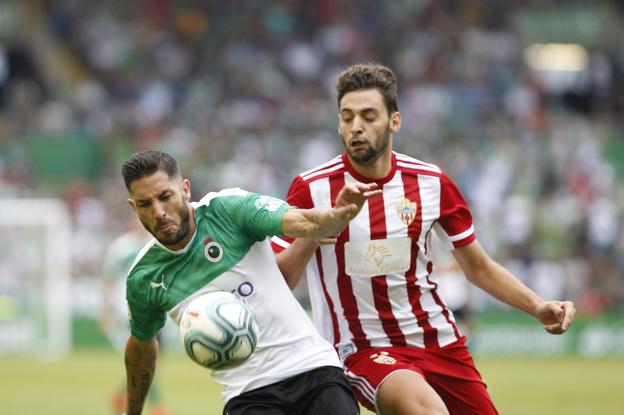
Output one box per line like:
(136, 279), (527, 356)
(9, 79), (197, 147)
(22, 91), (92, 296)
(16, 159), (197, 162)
(180, 291), (259, 370)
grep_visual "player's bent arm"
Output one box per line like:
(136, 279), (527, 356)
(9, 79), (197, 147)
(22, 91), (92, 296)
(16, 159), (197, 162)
(275, 238), (320, 289)
(452, 240), (575, 334)
(124, 335), (159, 415)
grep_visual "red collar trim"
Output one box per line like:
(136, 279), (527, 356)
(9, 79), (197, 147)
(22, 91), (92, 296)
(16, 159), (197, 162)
(341, 152), (397, 186)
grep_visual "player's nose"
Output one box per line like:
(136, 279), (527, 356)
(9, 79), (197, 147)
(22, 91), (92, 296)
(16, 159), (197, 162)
(152, 201), (167, 218)
(350, 116), (364, 135)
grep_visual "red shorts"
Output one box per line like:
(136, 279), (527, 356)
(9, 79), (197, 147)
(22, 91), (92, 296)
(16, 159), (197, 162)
(343, 337), (498, 415)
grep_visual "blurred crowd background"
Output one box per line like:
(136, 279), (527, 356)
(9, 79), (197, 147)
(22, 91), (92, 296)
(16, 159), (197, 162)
(0, 0), (623, 319)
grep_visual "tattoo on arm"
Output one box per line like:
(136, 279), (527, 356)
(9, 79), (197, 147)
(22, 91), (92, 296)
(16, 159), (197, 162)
(125, 353), (156, 414)
(139, 369), (152, 401)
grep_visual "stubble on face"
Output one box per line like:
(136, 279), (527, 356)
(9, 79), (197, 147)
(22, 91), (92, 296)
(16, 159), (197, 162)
(343, 123), (391, 166)
(129, 171), (194, 249)
(142, 202), (191, 246)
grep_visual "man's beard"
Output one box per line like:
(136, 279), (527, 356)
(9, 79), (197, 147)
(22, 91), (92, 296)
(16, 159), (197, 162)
(344, 125), (391, 165)
(145, 204), (191, 247)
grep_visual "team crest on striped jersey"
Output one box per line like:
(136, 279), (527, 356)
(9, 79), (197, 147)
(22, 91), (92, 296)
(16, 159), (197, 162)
(370, 351), (396, 365)
(395, 198), (417, 226)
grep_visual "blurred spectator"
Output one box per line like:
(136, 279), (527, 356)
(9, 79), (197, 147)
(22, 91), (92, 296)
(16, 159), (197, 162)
(0, 0), (622, 313)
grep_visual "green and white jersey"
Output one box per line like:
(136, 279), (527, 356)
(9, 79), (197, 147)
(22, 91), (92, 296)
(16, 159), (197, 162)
(126, 188), (341, 403)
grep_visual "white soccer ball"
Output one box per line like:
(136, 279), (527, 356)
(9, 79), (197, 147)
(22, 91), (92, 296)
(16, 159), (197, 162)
(179, 291), (259, 370)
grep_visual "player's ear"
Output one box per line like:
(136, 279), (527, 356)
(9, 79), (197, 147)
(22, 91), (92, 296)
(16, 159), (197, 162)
(127, 198), (137, 212)
(390, 111), (401, 134)
(182, 178), (191, 201)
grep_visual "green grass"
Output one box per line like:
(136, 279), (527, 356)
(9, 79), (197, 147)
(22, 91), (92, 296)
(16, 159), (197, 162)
(477, 356), (624, 415)
(0, 350), (622, 414)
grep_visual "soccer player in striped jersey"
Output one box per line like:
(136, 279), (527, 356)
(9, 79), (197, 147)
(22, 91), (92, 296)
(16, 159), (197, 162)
(272, 63), (576, 415)
(120, 150), (380, 415)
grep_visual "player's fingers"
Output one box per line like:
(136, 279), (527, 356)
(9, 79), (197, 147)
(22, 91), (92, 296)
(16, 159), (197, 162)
(544, 323), (564, 334)
(560, 301), (576, 331)
(318, 237), (338, 245)
(553, 301), (565, 316)
(545, 301), (564, 322)
(340, 183), (359, 194)
(353, 182), (379, 191)
(334, 204), (358, 219)
(338, 184), (370, 205)
(537, 301), (559, 325)
(362, 189), (382, 198)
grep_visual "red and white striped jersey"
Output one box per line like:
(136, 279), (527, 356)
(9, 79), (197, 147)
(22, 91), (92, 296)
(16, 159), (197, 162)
(272, 152), (476, 354)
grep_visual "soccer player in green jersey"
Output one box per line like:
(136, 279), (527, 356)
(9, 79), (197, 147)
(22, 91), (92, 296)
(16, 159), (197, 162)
(120, 150), (380, 415)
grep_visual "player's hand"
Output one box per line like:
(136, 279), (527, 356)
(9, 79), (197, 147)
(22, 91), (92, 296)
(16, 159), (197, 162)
(311, 183), (381, 238)
(535, 300), (576, 334)
(327, 183), (381, 235)
(334, 182), (381, 214)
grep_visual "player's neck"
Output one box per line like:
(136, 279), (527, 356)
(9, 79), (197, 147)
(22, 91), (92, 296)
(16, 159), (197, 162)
(348, 149), (393, 179)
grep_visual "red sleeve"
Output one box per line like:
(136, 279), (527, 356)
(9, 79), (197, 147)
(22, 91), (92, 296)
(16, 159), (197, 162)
(271, 175), (314, 253)
(437, 172), (475, 248)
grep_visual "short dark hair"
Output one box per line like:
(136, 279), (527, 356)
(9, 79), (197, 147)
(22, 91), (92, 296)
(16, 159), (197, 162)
(121, 150), (181, 191)
(336, 63), (398, 114)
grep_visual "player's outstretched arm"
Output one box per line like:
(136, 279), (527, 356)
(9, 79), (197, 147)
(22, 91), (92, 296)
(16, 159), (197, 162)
(281, 182), (380, 239)
(124, 335), (159, 415)
(277, 183), (379, 288)
(453, 240), (576, 334)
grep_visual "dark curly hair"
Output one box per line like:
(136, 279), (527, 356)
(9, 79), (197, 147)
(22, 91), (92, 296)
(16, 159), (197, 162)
(121, 150), (181, 191)
(336, 63), (398, 114)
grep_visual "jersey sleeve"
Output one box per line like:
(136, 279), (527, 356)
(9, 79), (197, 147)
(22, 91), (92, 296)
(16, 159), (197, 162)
(212, 193), (294, 241)
(126, 278), (167, 340)
(436, 172), (475, 249)
(271, 175), (313, 253)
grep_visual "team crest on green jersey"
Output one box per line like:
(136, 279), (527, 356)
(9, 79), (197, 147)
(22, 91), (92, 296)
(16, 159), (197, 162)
(203, 237), (223, 262)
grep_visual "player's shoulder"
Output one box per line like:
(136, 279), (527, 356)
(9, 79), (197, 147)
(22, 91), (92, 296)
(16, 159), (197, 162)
(192, 188), (257, 218)
(394, 151), (444, 177)
(126, 240), (160, 291)
(295, 155), (345, 183)
(194, 188), (288, 224)
(194, 188), (251, 208)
